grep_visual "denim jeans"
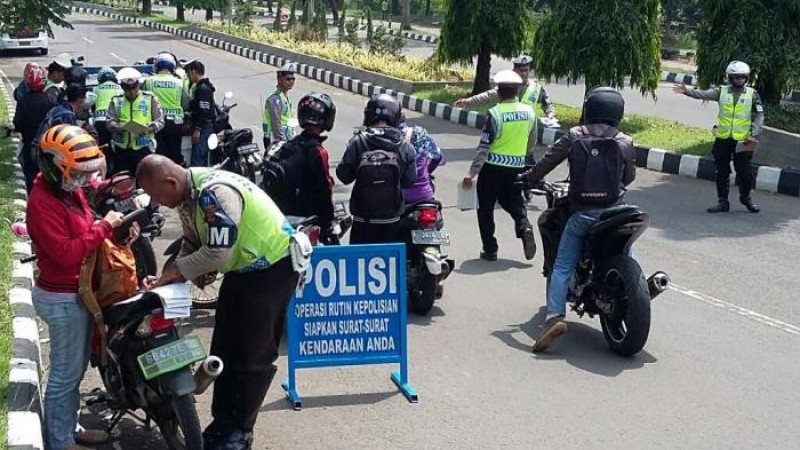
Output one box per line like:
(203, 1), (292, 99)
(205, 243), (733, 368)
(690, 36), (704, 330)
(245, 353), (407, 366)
(33, 291), (93, 450)
(191, 126), (214, 167)
(546, 208), (604, 319)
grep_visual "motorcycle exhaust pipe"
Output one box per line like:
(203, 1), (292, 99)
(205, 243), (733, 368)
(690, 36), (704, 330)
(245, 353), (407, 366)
(194, 356), (224, 395)
(647, 271), (670, 300)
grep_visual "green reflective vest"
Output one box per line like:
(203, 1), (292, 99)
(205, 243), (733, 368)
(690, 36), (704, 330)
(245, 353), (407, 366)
(520, 82), (542, 110)
(190, 168), (292, 273)
(112, 92), (155, 150)
(93, 81), (124, 121)
(715, 87), (754, 141)
(143, 72), (184, 121)
(262, 88), (294, 139)
(486, 102), (535, 168)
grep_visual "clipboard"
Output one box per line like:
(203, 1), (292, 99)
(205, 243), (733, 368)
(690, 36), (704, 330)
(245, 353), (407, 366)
(122, 121), (151, 135)
(457, 180), (479, 211)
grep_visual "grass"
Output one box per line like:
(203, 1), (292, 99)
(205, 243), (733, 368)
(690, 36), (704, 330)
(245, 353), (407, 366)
(0, 96), (19, 450)
(414, 86), (715, 157)
(766, 103), (800, 134)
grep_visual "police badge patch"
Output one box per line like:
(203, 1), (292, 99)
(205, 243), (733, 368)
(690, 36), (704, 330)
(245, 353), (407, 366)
(199, 188), (238, 248)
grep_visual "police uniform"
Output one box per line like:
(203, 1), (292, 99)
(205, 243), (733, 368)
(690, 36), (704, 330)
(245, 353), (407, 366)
(263, 63), (297, 150)
(106, 91), (165, 175)
(92, 80), (123, 155)
(143, 72), (190, 165)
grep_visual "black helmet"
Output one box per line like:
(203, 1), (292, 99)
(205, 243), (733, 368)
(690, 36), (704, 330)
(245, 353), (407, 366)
(581, 87), (625, 127)
(363, 94), (402, 127)
(64, 65), (88, 87)
(298, 93), (336, 132)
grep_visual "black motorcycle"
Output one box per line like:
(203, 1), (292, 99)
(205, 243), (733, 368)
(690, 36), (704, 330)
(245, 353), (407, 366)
(401, 201), (455, 316)
(532, 181), (669, 356)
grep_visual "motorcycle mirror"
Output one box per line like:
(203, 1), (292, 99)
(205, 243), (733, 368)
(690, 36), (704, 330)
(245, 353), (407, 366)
(207, 133), (219, 150)
(224, 91), (234, 100)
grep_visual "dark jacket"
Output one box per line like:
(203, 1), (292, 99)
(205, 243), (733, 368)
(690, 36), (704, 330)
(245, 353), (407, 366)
(189, 78), (216, 131)
(284, 131), (336, 226)
(523, 124), (636, 210)
(13, 91), (53, 144)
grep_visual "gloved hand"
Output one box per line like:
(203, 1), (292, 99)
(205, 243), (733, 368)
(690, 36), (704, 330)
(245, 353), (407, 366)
(515, 171), (533, 190)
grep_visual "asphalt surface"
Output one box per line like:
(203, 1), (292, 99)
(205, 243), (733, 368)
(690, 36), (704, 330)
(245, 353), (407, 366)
(3, 15), (800, 450)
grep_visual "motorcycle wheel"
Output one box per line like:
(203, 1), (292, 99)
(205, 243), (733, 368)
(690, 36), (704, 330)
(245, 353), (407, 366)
(132, 236), (157, 282)
(153, 394), (202, 450)
(191, 274), (222, 309)
(241, 159), (257, 184)
(599, 255), (651, 357)
(408, 260), (437, 316)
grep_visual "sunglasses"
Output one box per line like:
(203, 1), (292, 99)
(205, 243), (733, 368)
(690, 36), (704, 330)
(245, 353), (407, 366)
(284, 76), (296, 81)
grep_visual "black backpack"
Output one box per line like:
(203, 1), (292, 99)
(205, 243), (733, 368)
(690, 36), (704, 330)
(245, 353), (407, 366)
(567, 126), (624, 207)
(261, 139), (307, 213)
(351, 135), (403, 221)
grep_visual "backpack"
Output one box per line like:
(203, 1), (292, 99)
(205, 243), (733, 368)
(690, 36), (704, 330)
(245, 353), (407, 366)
(567, 126), (624, 207)
(351, 135), (403, 221)
(261, 139), (308, 213)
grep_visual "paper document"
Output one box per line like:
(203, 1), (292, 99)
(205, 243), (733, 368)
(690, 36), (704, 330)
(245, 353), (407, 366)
(122, 121), (151, 135)
(153, 283), (193, 319)
(457, 181), (479, 211)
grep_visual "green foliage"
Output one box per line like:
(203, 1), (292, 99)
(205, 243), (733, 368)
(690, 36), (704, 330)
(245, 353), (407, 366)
(343, 17), (361, 47)
(366, 8), (373, 41)
(273, 0), (285, 31)
(287, 0), (297, 27)
(533, 0), (662, 98)
(312, 0), (328, 39)
(694, 0), (800, 104)
(367, 25), (403, 56)
(300, 0), (311, 24)
(764, 103), (800, 134)
(0, 0), (74, 37)
(231, 0), (254, 26)
(338, 5), (347, 40)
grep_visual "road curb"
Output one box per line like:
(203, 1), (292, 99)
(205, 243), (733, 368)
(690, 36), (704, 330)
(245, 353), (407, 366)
(1, 72), (44, 450)
(72, 5), (799, 198)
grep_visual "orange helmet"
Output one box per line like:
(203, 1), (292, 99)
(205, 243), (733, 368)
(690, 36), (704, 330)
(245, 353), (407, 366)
(38, 125), (106, 191)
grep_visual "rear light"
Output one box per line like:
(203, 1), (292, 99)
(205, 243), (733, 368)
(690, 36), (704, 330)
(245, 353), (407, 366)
(306, 226), (321, 245)
(110, 176), (136, 197)
(419, 208), (438, 228)
(136, 314), (175, 337)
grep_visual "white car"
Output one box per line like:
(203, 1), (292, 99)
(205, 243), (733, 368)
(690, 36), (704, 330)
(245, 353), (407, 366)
(0, 27), (49, 55)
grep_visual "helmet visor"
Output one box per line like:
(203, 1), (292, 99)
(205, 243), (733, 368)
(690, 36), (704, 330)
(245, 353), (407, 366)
(62, 166), (106, 192)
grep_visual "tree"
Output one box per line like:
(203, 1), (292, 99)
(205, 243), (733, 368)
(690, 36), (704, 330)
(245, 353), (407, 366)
(436, 0), (529, 95)
(400, 0), (410, 30)
(694, 0), (800, 104)
(533, 0), (661, 97)
(0, 0), (73, 37)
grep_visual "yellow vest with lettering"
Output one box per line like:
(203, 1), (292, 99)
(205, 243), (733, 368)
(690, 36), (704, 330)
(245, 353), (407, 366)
(112, 92), (154, 150)
(715, 87), (754, 141)
(486, 102), (534, 168)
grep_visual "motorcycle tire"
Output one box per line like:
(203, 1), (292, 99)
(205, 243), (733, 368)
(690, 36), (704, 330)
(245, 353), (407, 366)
(190, 274), (222, 309)
(409, 261), (437, 316)
(599, 255), (651, 357)
(132, 236), (157, 283)
(241, 159), (257, 184)
(154, 394), (202, 450)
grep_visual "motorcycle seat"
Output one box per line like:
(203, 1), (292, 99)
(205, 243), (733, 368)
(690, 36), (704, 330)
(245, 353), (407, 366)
(103, 293), (162, 328)
(287, 215), (319, 229)
(599, 205), (640, 221)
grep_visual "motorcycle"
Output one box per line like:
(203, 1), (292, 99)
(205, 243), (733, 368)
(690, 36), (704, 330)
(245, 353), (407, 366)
(208, 127), (262, 184)
(531, 181), (670, 356)
(401, 201), (455, 316)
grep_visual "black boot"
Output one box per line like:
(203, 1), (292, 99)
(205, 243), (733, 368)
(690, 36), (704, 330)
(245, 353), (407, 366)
(707, 199), (730, 213)
(740, 196), (760, 213)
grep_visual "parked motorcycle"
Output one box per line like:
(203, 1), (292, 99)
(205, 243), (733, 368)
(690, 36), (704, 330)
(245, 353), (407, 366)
(531, 180), (670, 356)
(401, 201), (455, 316)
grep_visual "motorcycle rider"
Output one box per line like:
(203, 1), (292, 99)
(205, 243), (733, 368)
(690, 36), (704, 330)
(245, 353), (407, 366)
(143, 53), (191, 165)
(397, 115), (445, 206)
(13, 64), (52, 192)
(92, 66), (124, 160)
(184, 59), (217, 166)
(137, 154), (301, 450)
(336, 94), (416, 244)
(105, 67), (165, 175)
(263, 63), (297, 150)
(518, 87), (636, 353)
(462, 70), (537, 262)
(44, 53), (73, 105)
(673, 61), (764, 213)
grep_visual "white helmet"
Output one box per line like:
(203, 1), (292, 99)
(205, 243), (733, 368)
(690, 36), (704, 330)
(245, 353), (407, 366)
(117, 67), (143, 87)
(52, 53), (73, 69)
(725, 61), (750, 80)
(493, 70), (523, 86)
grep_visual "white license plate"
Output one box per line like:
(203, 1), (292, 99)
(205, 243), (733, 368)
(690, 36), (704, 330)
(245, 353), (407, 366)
(412, 230), (451, 245)
(237, 143), (258, 155)
(333, 202), (347, 219)
(115, 198), (136, 213)
(18, 41), (31, 46)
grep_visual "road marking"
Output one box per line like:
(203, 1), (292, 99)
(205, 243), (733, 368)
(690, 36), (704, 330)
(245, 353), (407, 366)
(110, 52), (126, 63)
(669, 282), (800, 337)
(83, 37), (94, 44)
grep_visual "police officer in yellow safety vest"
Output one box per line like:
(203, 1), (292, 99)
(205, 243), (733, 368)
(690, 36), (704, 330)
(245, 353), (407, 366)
(455, 55), (555, 156)
(92, 66), (124, 157)
(106, 67), (165, 175)
(136, 154), (301, 450)
(673, 60), (765, 213)
(263, 63), (297, 150)
(143, 53), (190, 166)
(462, 70), (537, 262)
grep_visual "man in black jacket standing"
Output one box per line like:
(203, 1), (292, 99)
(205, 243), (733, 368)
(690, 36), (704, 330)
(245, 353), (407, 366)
(185, 59), (217, 166)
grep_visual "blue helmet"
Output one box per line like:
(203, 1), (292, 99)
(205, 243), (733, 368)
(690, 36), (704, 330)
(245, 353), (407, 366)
(97, 66), (117, 84)
(154, 53), (177, 73)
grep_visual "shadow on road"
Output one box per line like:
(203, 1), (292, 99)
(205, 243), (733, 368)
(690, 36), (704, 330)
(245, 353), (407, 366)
(407, 305), (445, 327)
(491, 306), (657, 377)
(260, 390), (401, 411)
(457, 258), (532, 275)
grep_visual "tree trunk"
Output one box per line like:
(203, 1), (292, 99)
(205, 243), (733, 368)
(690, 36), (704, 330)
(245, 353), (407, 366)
(141, 0), (152, 15)
(391, 0), (399, 15)
(424, 0), (431, 16)
(268, 1), (273, 13)
(472, 44), (492, 95)
(205, 8), (213, 21)
(401, 0), (410, 30)
(328, 0), (339, 26)
(176, 4), (185, 22)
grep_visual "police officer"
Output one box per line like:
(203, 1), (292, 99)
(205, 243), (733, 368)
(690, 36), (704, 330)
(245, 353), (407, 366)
(673, 60), (764, 213)
(462, 70), (537, 262)
(263, 63), (297, 150)
(137, 154), (302, 450)
(106, 67), (165, 175)
(92, 66), (124, 157)
(143, 53), (190, 165)
(455, 55), (555, 154)
(44, 53), (73, 105)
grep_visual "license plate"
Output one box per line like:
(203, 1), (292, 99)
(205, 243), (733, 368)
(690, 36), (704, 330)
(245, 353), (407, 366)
(115, 197), (135, 213)
(136, 335), (206, 381)
(333, 202), (347, 219)
(412, 230), (451, 245)
(18, 41), (31, 46)
(237, 143), (258, 155)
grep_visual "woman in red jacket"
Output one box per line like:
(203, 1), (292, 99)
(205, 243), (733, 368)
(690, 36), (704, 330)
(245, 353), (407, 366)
(26, 125), (125, 450)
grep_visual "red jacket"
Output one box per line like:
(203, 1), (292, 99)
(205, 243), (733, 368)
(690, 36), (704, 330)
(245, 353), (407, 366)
(26, 174), (113, 293)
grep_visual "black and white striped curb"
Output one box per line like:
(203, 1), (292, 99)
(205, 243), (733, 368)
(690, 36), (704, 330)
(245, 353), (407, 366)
(661, 70), (695, 86)
(1, 71), (43, 450)
(74, 6), (799, 197)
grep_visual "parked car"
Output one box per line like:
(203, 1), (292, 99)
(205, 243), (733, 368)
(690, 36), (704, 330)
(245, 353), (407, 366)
(0, 27), (48, 55)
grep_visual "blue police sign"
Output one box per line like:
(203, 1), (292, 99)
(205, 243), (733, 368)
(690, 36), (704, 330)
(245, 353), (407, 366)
(281, 243), (417, 409)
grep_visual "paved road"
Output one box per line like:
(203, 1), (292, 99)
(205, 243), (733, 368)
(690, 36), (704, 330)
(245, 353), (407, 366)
(3, 15), (800, 449)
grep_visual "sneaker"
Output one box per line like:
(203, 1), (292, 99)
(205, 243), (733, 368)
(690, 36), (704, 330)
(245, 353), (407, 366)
(532, 316), (568, 353)
(740, 197), (760, 213)
(707, 199), (730, 213)
(480, 251), (497, 261)
(521, 227), (537, 260)
(217, 428), (255, 450)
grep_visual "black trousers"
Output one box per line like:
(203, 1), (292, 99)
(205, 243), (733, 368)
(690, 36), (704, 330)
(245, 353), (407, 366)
(19, 140), (38, 193)
(349, 220), (402, 245)
(155, 120), (185, 165)
(210, 257), (299, 431)
(111, 146), (153, 176)
(95, 121), (114, 163)
(476, 163), (530, 254)
(712, 137), (754, 200)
